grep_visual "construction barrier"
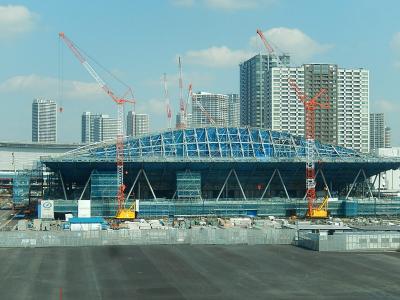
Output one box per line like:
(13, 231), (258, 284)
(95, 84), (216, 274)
(0, 228), (296, 248)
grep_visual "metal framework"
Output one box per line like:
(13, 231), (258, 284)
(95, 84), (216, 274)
(51, 127), (373, 162)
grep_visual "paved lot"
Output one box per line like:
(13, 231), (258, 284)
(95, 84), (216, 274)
(0, 245), (399, 299)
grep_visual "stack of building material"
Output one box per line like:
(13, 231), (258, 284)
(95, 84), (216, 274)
(149, 220), (163, 229)
(33, 219), (41, 231)
(230, 218), (252, 228)
(17, 220), (27, 231)
(218, 218), (233, 229)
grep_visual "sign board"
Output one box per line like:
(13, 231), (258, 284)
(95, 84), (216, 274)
(78, 200), (91, 218)
(40, 200), (54, 219)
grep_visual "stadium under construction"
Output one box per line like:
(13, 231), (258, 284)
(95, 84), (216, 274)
(14, 127), (400, 218)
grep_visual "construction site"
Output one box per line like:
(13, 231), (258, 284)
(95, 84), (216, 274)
(1, 30), (400, 250)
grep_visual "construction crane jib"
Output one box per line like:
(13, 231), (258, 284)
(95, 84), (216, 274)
(59, 32), (136, 219)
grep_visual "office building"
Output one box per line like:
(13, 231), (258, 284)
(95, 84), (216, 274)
(227, 94), (240, 127)
(373, 147), (400, 194)
(82, 112), (118, 143)
(192, 92), (228, 127)
(32, 99), (57, 143)
(127, 112), (149, 137)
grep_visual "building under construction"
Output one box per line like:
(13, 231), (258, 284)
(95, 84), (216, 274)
(35, 126), (400, 218)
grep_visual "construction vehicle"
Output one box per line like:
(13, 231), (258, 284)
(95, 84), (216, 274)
(59, 32), (136, 220)
(256, 28), (330, 219)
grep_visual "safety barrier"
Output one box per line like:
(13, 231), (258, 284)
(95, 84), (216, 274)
(0, 228), (296, 248)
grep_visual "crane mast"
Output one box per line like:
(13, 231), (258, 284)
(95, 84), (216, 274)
(163, 73), (172, 129)
(256, 28), (330, 218)
(59, 32), (135, 218)
(177, 57), (186, 129)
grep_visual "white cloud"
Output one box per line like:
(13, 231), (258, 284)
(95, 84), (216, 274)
(171, 0), (195, 6)
(204, 0), (274, 11)
(183, 46), (253, 67)
(0, 5), (37, 38)
(250, 27), (332, 63)
(137, 98), (166, 117)
(0, 74), (104, 100)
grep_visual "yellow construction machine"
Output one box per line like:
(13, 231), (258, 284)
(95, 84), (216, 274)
(307, 195), (329, 219)
(115, 201), (136, 220)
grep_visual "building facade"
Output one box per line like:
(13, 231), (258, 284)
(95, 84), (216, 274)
(270, 66), (305, 137)
(373, 147), (400, 194)
(127, 112), (149, 137)
(337, 68), (369, 153)
(239, 54), (290, 128)
(32, 99), (57, 143)
(240, 58), (369, 152)
(82, 112), (118, 143)
(227, 94), (240, 127)
(385, 126), (392, 148)
(370, 113), (385, 153)
(192, 92), (228, 127)
(304, 64), (338, 145)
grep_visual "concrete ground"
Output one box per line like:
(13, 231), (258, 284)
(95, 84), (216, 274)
(0, 245), (399, 300)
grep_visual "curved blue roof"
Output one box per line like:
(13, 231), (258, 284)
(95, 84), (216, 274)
(48, 127), (373, 162)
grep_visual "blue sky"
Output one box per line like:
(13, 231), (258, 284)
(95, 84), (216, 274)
(0, 0), (399, 145)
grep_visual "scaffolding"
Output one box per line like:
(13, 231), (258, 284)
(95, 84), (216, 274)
(176, 171), (201, 200)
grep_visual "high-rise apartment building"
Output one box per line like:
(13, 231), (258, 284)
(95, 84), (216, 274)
(370, 113), (385, 152)
(385, 126), (391, 148)
(81, 112), (118, 143)
(176, 113), (192, 129)
(370, 113), (392, 152)
(304, 64), (338, 145)
(127, 112), (149, 137)
(227, 94), (240, 127)
(239, 53), (290, 128)
(269, 66), (305, 136)
(32, 99), (57, 143)
(240, 57), (370, 152)
(337, 68), (369, 153)
(192, 92), (228, 127)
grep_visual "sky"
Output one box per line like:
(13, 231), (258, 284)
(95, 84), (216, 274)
(0, 0), (399, 145)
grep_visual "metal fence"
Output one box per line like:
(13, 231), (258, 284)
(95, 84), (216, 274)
(298, 231), (400, 251)
(0, 228), (296, 248)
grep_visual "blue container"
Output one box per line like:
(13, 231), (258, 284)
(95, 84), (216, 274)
(246, 210), (257, 217)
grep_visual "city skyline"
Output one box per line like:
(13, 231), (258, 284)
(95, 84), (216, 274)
(0, 1), (399, 145)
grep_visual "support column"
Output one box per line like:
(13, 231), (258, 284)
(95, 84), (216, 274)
(260, 169), (277, 200)
(361, 169), (374, 199)
(142, 169), (156, 200)
(79, 171), (93, 200)
(276, 169), (290, 201)
(125, 169), (142, 201)
(216, 169), (233, 201)
(319, 169), (332, 198)
(59, 171), (67, 201)
(232, 169), (246, 200)
(345, 169), (362, 200)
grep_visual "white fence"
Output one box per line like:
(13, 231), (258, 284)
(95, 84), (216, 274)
(0, 228), (296, 248)
(298, 232), (400, 251)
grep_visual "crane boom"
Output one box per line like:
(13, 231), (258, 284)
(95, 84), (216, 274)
(59, 32), (135, 219)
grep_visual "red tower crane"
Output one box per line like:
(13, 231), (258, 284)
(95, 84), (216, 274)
(59, 32), (136, 219)
(256, 28), (330, 218)
(288, 80), (330, 218)
(176, 57), (186, 129)
(163, 73), (172, 129)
